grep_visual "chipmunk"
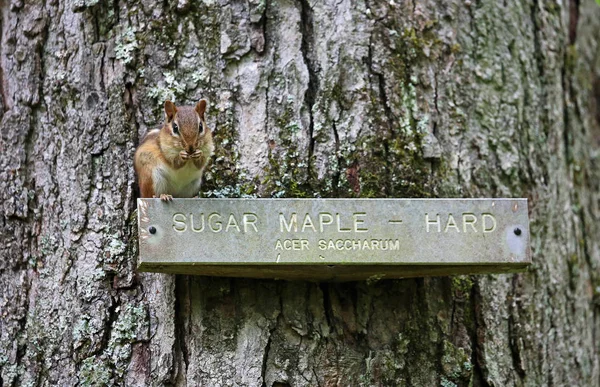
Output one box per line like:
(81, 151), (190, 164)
(134, 100), (214, 201)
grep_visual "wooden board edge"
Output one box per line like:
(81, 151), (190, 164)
(137, 262), (530, 281)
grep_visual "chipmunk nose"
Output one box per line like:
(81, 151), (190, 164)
(187, 146), (194, 154)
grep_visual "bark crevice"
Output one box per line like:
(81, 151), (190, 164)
(298, 0), (318, 185)
(508, 276), (526, 380)
(470, 282), (492, 387)
(173, 275), (191, 383)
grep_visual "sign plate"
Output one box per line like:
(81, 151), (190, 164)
(137, 198), (530, 281)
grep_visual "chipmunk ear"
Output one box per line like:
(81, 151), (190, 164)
(195, 99), (207, 121)
(164, 100), (177, 122)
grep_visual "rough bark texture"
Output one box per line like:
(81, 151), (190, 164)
(1, 0), (599, 386)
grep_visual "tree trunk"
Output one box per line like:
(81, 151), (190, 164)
(1, 0), (599, 386)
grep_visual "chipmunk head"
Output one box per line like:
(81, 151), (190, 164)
(162, 99), (211, 156)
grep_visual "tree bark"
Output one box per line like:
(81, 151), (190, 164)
(1, 0), (599, 386)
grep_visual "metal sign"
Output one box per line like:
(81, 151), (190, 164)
(137, 198), (531, 281)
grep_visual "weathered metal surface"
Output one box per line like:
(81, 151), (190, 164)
(137, 198), (530, 281)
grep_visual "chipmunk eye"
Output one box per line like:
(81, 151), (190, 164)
(172, 122), (179, 135)
(198, 122), (204, 135)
